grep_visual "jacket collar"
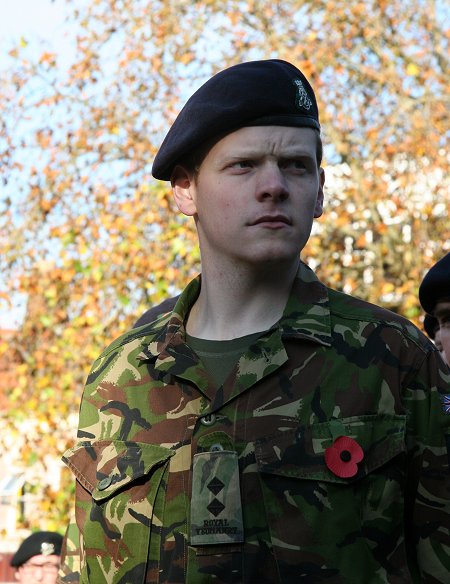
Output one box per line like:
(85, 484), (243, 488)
(136, 261), (332, 366)
(280, 261), (332, 346)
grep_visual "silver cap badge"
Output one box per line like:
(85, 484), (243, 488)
(40, 542), (56, 556)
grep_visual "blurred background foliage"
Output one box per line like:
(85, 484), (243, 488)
(0, 0), (448, 529)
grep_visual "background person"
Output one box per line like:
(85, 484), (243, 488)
(423, 313), (447, 364)
(11, 531), (62, 584)
(419, 251), (450, 365)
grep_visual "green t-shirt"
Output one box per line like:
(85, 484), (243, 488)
(186, 331), (266, 387)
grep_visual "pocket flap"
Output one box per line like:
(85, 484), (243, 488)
(255, 415), (406, 483)
(62, 440), (174, 501)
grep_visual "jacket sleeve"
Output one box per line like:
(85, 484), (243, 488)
(57, 507), (81, 583)
(405, 348), (450, 582)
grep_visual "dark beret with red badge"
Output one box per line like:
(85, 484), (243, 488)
(152, 59), (320, 181)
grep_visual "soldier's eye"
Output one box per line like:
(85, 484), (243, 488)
(280, 159), (307, 171)
(232, 160), (252, 168)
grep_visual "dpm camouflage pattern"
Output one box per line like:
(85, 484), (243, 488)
(58, 262), (450, 584)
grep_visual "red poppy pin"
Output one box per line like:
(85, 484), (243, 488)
(325, 435), (364, 478)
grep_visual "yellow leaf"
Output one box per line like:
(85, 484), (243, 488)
(140, 182), (151, 194)
(179, 52), (194, 65)
(406, 63), (419, 76)
(37, 376), (51, 389)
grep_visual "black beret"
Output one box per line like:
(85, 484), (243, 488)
(10, 531), (63, 567)
(419, 252), (450, 314)
(152, 59), (320, 180)
(423, 314), (439, 339)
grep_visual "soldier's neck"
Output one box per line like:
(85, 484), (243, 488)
(186, 260), (298, 340)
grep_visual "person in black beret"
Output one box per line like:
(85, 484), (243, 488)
(10, 531), (62, 583)
(423, 314), (446, 364)
(60, 59), (450, 583)
(419, 251), (450, 364)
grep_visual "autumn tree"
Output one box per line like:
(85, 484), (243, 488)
(0, 0), (448, 529)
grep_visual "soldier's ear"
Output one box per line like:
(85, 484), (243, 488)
(172, 165), (197, 216)
(314, 167), (325, 218)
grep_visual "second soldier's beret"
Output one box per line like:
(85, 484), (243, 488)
(152, 59), (320, 181)
(419, 252), (450, 314)
(10, 531), (63, 567)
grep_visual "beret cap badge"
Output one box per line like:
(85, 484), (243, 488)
(41, 542), (56, 556)
(293, 78), (313, 111)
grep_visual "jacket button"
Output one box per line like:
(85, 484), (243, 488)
(209, 443), (224, 452)
(98, 476), (112, 490)
(200, 414), (216, 426)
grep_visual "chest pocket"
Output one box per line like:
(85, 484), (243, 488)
(63, 440), (174, 584)
(254, 415), (407, 583)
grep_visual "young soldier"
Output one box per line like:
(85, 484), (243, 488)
(11, 531), (62, 584)
(420, 251), (450, 366)
(58, 60), (450, 583)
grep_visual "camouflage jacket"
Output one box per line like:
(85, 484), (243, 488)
(58, 262), (450, 583)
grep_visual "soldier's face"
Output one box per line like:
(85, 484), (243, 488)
(173, 125), (324, 268)
(434, 300), (450, 365)
(15, 555), (60, 584)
